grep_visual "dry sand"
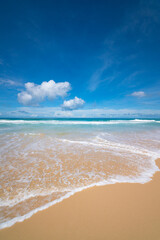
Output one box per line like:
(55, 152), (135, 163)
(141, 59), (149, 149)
(1, 159), (160, 240)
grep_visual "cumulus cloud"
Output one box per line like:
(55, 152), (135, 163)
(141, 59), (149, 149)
(62, 96), (85, 110)
(130, 91), (146, 97)
(18, 80), (71, 106)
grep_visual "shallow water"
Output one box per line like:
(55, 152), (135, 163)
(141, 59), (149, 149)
(0, 118), (160, 229)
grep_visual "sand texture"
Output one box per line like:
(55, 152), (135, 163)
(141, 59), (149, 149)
(0, 159), (160, 240)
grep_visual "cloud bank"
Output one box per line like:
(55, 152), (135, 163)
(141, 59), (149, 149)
(62, 97), (85, 110)
(4, 107), (160, 118)
(18, 80), (71, 106)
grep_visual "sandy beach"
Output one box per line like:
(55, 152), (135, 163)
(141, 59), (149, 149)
(1, 0), (160, 238)
(0, 158), (159, 240)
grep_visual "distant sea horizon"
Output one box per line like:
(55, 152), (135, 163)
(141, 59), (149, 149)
(1, 117), (160, 120)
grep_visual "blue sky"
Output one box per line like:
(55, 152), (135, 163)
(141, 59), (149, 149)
(0, 0), (160, 118)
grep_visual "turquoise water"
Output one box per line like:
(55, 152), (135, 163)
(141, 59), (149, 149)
(0, 118), (160, 229)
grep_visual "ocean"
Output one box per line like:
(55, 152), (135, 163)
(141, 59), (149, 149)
(0, 118), (160, 229)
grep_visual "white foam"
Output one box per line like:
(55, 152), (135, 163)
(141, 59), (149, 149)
(0, 159), (159, 230)
(0, 119), (159, 125)
(133, 119), (156, 122)
(0, 187), (69, 207)
(0, 119), (160, 229)
(59, 137), (159, 158)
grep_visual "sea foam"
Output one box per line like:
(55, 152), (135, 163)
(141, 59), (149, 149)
(0, 158), (159, 230)
(0, 118), (160, 230)
(0, 119), (159, 125)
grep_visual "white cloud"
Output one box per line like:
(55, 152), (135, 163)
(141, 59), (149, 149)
(0, 78), (22, 86)
(62, 97), (85, 110)
(88, 59), (113, 92)
(18, 80), (71, 106)
(130, 91), (146, 97)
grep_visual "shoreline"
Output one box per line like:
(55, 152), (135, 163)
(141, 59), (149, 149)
(0, 158), (160, 240)
(0, 156), (159, 230)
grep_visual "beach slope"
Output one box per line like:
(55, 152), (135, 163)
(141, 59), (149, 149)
(1, 159), (160, 240)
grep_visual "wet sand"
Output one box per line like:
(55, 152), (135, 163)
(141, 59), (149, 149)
(1, 159), (160, 240)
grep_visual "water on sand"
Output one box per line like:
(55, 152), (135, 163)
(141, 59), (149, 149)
(0, 118), (160, 229)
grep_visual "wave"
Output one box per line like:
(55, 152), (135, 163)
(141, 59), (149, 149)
(60, 137), (159, 158)
(0, 161), (159, 230)
(0, 119), (159, 125)
(0, 135), (159, 209)
(1, 135), (159, 208)
(133, 119), (156, 122)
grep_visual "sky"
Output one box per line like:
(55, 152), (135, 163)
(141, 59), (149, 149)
(0, 0), (160, 118)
